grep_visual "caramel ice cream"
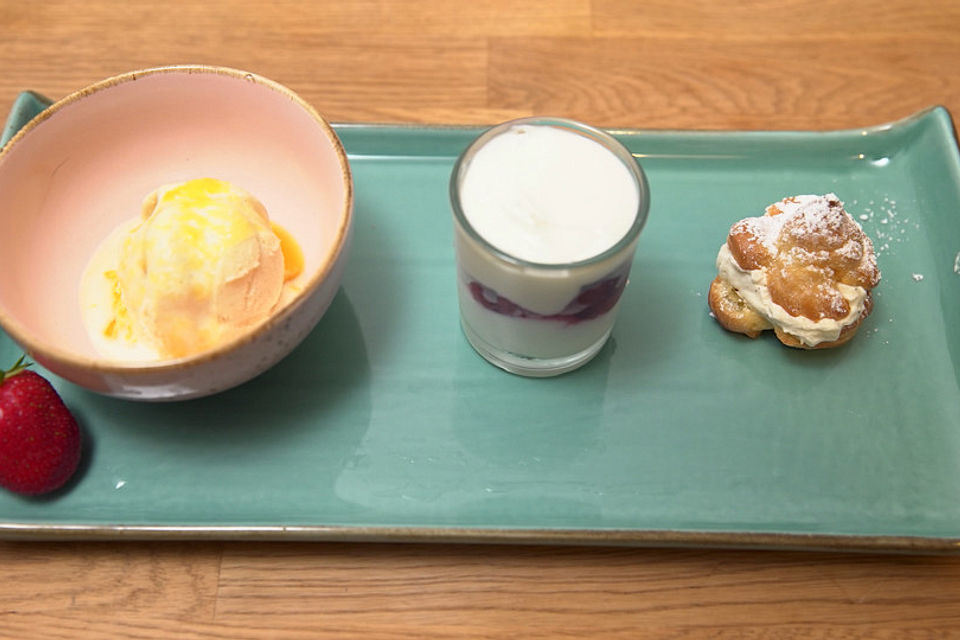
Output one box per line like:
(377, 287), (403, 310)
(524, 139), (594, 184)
(81, 178), (303, 361)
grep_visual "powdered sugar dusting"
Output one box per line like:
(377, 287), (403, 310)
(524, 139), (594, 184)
(743, 194), (861, 258)
(737, 195), (834, 255)
(739, 214), (788, 255)
(777, 194), (846, 246)
(848, 195), (913, 257)
(836, 238), (863, 261)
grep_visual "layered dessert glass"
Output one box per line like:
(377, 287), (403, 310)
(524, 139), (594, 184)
(451, 117), (650, 376)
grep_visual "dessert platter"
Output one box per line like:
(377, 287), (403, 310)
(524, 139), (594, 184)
(1, 76), (959, 552)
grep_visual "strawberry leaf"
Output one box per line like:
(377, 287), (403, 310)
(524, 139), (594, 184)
(0, 355), (32, 384)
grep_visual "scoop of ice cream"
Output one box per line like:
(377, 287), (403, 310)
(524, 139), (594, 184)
(116, 178), (285, 359)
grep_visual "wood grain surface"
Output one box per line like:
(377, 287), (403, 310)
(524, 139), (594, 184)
(2, 1), (960, 638)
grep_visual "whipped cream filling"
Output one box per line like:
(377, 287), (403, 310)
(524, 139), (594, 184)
(715, 244), (867, 347)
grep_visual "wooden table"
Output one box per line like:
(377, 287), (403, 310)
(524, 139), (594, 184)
(2, 1), (960, 637)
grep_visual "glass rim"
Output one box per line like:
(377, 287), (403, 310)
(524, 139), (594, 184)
(449, 116), (651, 270)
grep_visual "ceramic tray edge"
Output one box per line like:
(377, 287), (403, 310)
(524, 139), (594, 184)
(5, 90), (952, 143)
(330, 105), (953, 138)
(0, 522), (958, 554)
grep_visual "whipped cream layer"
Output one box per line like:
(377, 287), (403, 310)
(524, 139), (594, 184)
(716, 244), (867, 347)
(459, 123), (640, 265)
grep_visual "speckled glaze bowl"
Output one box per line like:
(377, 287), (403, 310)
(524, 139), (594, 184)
(0, 66), (353, 401)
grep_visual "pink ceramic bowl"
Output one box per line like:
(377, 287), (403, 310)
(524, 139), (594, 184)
(0, 66), (353, 400)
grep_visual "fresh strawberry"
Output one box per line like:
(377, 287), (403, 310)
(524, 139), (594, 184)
(0, 356), (81, 496)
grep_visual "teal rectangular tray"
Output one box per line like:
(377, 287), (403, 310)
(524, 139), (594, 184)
(2, 93), (960, 553)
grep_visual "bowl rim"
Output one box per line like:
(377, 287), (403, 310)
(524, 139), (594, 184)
(0, 64), (354, 375)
